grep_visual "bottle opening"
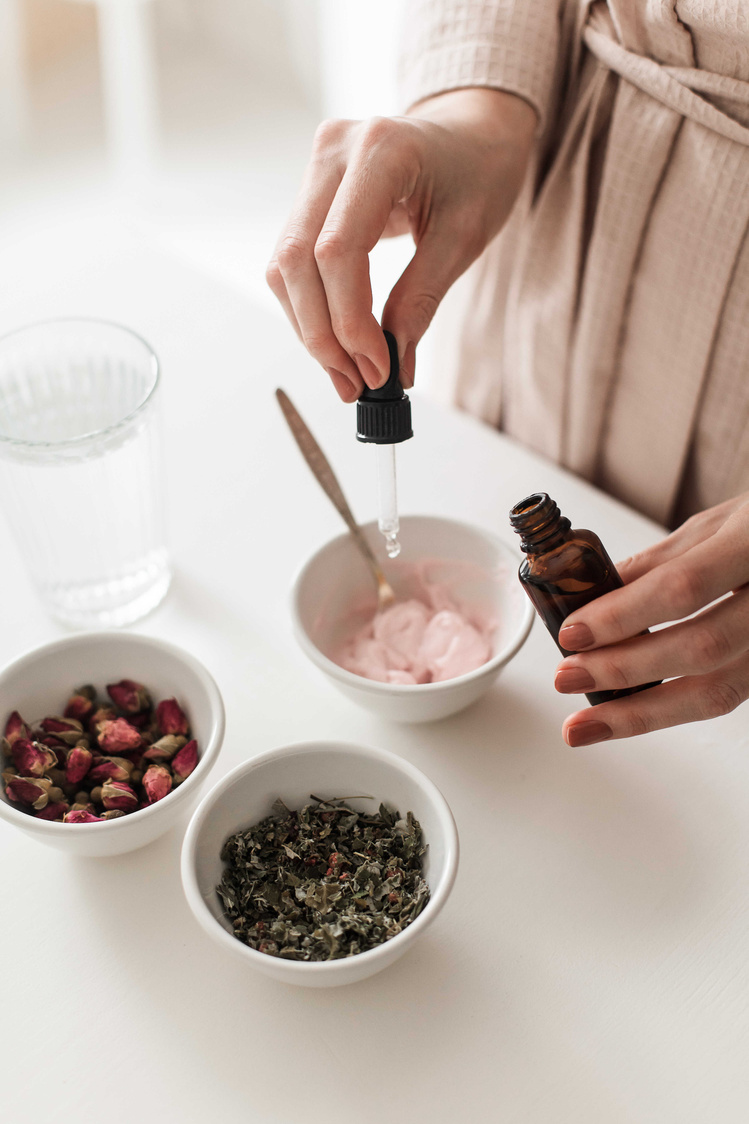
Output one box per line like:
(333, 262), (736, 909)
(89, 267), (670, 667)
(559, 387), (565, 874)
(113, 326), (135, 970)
(509, 493), (570, 553)
(510, 493), (548, 518)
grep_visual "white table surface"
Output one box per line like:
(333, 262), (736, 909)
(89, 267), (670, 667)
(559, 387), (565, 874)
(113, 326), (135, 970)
(2, 222), (749, 1124)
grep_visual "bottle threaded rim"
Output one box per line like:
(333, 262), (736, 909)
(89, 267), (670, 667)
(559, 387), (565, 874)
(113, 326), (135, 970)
(509, 493), (571, 553)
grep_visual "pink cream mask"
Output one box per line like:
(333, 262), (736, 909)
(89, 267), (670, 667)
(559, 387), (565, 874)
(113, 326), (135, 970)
(329, 560), (497, 686)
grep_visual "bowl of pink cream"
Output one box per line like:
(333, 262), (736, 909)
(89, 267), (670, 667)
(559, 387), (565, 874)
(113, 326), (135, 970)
(291, 515), (534, 723)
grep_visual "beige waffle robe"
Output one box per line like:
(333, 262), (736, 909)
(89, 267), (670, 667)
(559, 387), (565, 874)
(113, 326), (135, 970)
(399, 1), (749, 527)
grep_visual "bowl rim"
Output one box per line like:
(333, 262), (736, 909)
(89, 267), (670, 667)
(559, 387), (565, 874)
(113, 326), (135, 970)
(180, 739), (460, 977)
(0, 631), (225, 834)
(290, 513), (534, 694)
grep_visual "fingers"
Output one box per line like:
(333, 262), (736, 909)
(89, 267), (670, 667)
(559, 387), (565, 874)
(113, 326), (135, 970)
(562, 650), (749, 745)
(560, 513), (749, 651)
(617, 494), (749, 584)
(556, 496), (749, 742)
(315, 120), (416, 385)
(381, 220), (479, 388)
(556, 586), (749, 693)
(267, 124), (367, 403)
(399, 340), (416, 390)
(268, 100), (537, 401)
(268, 117), (414, 401)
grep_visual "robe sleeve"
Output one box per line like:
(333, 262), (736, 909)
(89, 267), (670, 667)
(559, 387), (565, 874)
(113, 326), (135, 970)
(398, 0), (562, 132)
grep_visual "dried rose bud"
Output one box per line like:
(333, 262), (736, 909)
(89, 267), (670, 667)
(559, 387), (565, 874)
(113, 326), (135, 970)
(141, 735), (185, 763)
(111, 748), (143, 768)
(38, 733), (68, 756)
(90, 786), (103, 803)
(89, 704), (116, 734)
(106, 679), (152, 715)
(101, 780), (139, 812)
(2, 768), (18, 786)
(142, 763), (172, 804)
(155, 698), (189, 737)
(98, 718), (141, 756)
(11, 739), (53, 778)
(39, 729), (83, 747)
(63, 809), (103, 823)
(70, 801), (95, 812)
(87, 756), (133, 784)
(128, 710), (153, 729)
(61, 729), (88, 747)
(66, 746), (93, 786)
(64, 696), (94, 722)
(130, 770), (142, 785)
(40, 715), (81, 733)
(172, 739), (198, 784)
(63, 687), (96, 722)
(47, 768), (76, 799)
(47, 786), (65, 804)
(39, 716), (84, 746)
(36, 801), (69, 820)
(41, 746), (59, 773)
(4, 711), (31, 747)
(6, 776), (52, 810)
(100, 809), (126, 820)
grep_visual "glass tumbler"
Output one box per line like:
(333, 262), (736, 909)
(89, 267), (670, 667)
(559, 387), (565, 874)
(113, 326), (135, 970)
(0, 319), (171, 628)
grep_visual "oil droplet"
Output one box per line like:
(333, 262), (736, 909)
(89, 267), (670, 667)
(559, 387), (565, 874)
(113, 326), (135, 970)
(384, 531), (401, 559)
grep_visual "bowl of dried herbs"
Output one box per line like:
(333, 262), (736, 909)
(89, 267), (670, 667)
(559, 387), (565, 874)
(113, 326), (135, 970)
(180, 740), (459, 986)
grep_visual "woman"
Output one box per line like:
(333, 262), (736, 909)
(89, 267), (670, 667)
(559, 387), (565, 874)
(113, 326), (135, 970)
(267, 0), (749, 746)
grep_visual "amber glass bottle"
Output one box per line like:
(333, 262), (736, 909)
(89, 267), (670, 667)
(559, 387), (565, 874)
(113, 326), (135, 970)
(509, 493), (658, 706)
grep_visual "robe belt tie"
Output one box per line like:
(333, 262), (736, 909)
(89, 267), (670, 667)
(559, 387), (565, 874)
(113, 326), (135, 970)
(583, 8), (749, 147)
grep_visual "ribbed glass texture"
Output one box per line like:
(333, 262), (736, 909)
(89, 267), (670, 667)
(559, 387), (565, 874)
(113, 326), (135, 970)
(0, 319), (171, 627)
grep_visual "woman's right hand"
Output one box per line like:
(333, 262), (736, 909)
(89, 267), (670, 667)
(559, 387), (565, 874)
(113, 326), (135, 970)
(266, 88), (537, 402)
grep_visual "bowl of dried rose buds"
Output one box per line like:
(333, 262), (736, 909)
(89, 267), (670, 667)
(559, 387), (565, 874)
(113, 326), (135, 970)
(0, 631), (225, 856)
(181, 740), (459, 987)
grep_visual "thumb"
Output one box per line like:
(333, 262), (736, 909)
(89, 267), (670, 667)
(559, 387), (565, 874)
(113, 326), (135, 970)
(382, 229), (472, 387)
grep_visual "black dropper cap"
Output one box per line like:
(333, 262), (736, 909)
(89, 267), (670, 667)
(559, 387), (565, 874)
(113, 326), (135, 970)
(356, 331), (413, 444)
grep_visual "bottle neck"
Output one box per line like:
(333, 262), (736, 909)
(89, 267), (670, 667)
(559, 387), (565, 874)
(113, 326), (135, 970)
(509, 493), (571, 554)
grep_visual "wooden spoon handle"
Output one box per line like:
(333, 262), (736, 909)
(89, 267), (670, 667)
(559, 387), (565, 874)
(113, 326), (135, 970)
(275, 388), (384, 577)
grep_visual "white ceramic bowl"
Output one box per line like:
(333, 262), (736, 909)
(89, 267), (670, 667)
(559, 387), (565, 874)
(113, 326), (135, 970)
(291, 514), (534, 723)
(0, 632), (225, 857)
(181, 740), (459, 987)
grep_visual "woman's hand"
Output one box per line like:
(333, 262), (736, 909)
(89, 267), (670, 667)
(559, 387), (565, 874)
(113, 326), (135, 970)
(266, 88), (537, 402)
(555, 494), (749, 746)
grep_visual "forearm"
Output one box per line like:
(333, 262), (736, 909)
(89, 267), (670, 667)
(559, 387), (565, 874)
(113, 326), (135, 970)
(406, 87), (538, 170)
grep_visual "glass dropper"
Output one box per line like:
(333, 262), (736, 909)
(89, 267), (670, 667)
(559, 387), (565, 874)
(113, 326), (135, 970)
(375, 442), (400, 558)
(356, 330), (413, 559)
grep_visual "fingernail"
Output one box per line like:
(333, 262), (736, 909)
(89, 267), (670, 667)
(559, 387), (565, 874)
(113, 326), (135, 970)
(555, 666), (596, 693)
(326, 368), (360, 403)
(558, 622), (595, 651)
(565, 720), (612, 747)
(399, 341), (416, 389)
(354, 353), (387, 389)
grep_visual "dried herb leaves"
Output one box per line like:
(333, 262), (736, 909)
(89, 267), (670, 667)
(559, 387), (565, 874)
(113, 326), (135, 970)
(216, 797), (430, 961)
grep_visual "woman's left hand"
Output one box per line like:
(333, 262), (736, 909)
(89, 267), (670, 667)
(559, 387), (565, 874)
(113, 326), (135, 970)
(554, 493), (749, 746)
